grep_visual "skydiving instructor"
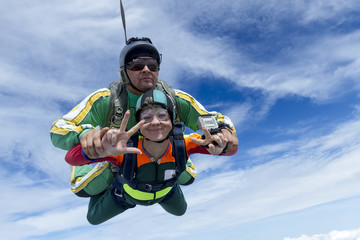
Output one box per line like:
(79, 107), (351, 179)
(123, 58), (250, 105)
(50, 37), (238, 195)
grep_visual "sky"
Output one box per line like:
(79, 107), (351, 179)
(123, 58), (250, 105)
(1, 0), (360, 239)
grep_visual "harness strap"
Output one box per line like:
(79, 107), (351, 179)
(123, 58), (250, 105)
(107, 80), (128, 129)
(123, 184), (172, 201)
(112, 135), (138, 197)
(122, 135), (138, 180)
(171, 123), (187, 175)
(115, 174), (178, 193)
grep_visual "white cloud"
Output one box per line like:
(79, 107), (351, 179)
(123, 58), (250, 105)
(301, 0), (358, 23)
(222, 29), (360, 102)
(284, 228), (360, 240)
(3, 0), (360, 104)
(146, 0), (360, 103)
(248, 116), (360, 159)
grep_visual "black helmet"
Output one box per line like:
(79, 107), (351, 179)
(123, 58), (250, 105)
(120, 37), (161, 67)
(118, 37), (162, 86)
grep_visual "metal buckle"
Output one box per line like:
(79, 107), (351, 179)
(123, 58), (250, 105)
(114, 188), (123, 198)
(145, 184), (152, 192)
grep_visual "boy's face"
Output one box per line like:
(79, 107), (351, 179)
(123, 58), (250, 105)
(139, 106), (172, 142)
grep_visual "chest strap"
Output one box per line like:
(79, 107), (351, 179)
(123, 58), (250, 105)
(114, 173), (178, 193)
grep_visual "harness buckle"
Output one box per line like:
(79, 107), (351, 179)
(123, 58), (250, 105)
(145, 184), (153, 192)
(114, 188), (123, 198)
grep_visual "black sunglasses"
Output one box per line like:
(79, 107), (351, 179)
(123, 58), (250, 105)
(126, 58), (159, 72)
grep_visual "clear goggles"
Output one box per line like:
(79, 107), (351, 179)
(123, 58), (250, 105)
(140, 107), (170, 123)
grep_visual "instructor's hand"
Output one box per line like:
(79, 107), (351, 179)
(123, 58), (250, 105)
(80, 128), (109, 159)
(221, 128), (238, 154)
(100, 110), (144, 157)
(190, 127), (228, 155)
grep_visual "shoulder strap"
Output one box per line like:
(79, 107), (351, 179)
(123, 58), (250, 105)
(156, 80), (180, 122)
(106, 80), (128, 128)
(121, 135), (139, 180)
(170, 123), (187, 176)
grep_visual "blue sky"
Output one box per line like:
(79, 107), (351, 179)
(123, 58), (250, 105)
(2, 0), (360, 239)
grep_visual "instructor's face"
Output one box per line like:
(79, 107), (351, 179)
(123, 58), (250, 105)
(126, 57), (159, 94)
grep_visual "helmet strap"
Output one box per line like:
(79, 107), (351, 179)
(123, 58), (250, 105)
(128, 78), (146, 93)
(120, 67), (146, 93)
